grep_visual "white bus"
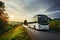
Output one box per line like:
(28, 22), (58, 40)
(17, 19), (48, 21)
(28, 14), (49, 30)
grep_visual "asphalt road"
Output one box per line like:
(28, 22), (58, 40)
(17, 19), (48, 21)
(24, 26), (60, 40)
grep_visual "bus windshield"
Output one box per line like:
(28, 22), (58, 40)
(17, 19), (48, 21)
(38, 16), (49, 25)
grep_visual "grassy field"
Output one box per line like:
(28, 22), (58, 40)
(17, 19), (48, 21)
(0, 25), (32, 40)
(49, 20), (60, 31)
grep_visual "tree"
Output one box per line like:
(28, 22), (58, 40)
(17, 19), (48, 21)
(0, 1), (5, 11)
(0, 1), (9, 31)
(24, 20), (28, 25)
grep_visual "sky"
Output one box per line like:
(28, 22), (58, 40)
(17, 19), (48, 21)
(1, 0), (60, 22)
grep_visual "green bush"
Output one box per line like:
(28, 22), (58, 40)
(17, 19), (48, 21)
(0, 24), (13, 35)
(49, 20), (60, 31)
(49, 21), (57, 30)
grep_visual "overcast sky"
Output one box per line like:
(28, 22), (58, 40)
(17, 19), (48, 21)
(1, 0), (60, 21)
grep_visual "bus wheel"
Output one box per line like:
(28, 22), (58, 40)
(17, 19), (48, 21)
(34, 25), (36, 29)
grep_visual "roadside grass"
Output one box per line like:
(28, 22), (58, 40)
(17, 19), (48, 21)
(49, 20), (60, 31)
(3, 24), (13, 32)
(0, 24), (13, 34)
(0, 25), (32, 40)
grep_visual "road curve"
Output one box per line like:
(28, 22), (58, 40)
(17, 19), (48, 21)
(24, 26), (60, 40)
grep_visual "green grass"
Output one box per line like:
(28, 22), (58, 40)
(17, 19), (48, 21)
(49, 20), (60, 31)
(13, 26), (32, 40)
(4, 24), (13, 31)
(0, 25), (32, 40)
(54, 20), (60, 25)
(0, 24), (13, 34)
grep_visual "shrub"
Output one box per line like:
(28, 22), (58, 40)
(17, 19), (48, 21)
(49, 21), (57, 30)
(24, 20), (28, 25)
(49, 20), (60, 31)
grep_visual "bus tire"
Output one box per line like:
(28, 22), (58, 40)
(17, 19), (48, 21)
(34, 25), (36, 29)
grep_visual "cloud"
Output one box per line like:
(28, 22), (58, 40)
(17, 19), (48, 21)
(48, 10), (60, 18)
(1, 0), (60, 21)
(3, 0), (51, 20)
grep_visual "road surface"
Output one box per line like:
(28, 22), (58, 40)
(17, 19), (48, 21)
(24, 26), (60, 40)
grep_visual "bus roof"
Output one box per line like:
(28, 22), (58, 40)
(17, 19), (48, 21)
(33, 14), (47, 18)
